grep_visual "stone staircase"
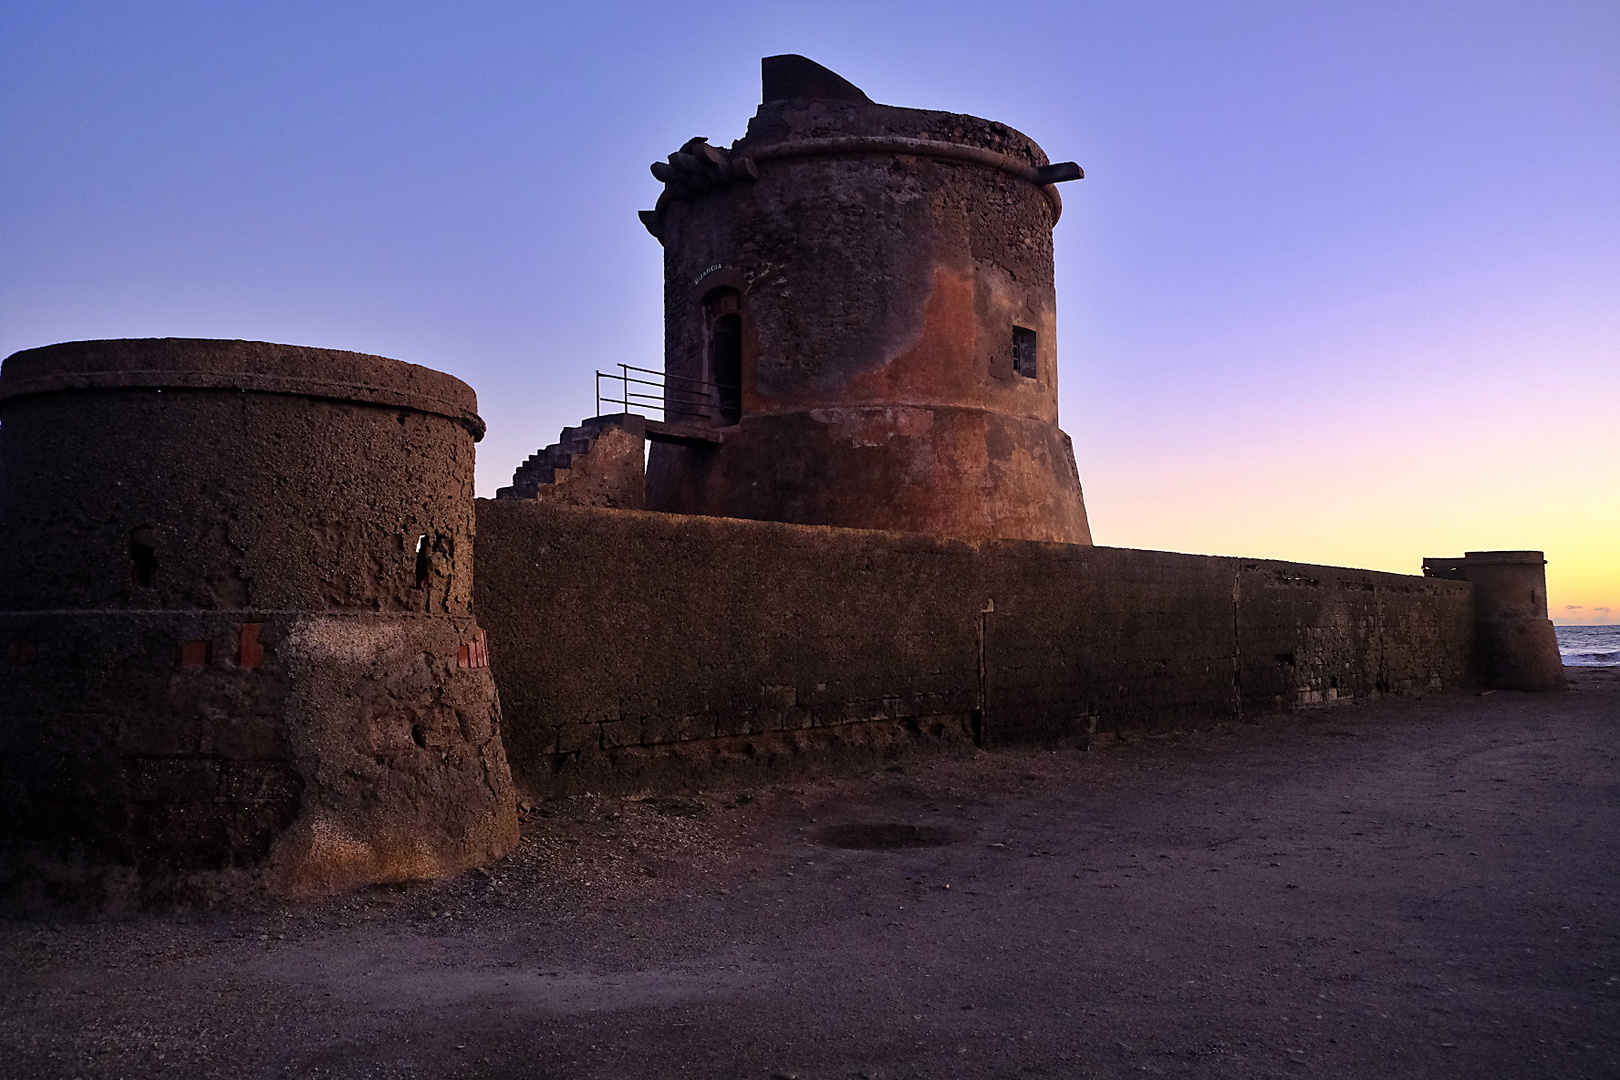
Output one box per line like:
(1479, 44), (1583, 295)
(501, 425), (597, 498)
(496, 414), (647, 509)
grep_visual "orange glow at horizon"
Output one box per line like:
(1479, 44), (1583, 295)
(1074, 362), (1617, 625)
(1085, 466), (1617, 623)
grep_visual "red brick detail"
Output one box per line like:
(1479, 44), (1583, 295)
(179, 639), (212, 668)
(6, 640), (36, 666)
(458, 629), (489, 670)
(238, 623), (265, 669)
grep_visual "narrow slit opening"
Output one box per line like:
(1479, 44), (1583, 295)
(130, 529), (157, 587)
(413, 534), (431, 588)
(703, 287), (744, 426)
(712, 313), (742, 425)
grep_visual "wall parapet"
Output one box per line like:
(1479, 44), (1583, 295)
(475, 501), (1474, 798)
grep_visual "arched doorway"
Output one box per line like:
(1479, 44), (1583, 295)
(703, 288), (743, 426)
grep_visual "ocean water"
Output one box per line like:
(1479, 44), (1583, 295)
(1556, 624), (1620, 667)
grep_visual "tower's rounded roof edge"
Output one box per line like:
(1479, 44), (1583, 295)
(0, 338), (486, 440)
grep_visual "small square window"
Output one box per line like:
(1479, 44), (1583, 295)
(1012, 327), (1038, 379)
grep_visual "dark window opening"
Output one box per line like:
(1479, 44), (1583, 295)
(712, 313), (742, 424)
(130, 529), (157, 587)
(410, 723), (428, 748)
(1012, 326), (1038, 379)
(704, 288), (743, 426)
(413, 534), (431, 588)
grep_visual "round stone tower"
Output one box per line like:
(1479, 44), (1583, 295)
(1422, 549), (1566, 691)
(639, 55), (1092, 544)
(0, 338), (519, 912)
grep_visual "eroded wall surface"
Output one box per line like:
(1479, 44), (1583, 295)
(0, 339), (517, 913)
(643, 62), (1091, 544)
(475, 501), (1472, 798)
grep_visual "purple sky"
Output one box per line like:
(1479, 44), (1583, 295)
(2, 1), (1615, 616)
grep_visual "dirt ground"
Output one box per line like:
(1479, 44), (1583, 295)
(2, 669), (1617, 1080)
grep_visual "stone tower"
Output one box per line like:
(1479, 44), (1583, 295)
(638, 55), (1092, 544)
(1422, 550), (1566, 691)
(0, 338), (518, 911)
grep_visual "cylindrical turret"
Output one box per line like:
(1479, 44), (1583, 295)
(1422, 549), (1566, 691)
(1460, 550), (1566, 691)
(640, 55), (1092, 544)
(0, 338), (518, 911)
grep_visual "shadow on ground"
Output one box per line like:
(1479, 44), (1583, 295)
(2, 668), (1616, 1079)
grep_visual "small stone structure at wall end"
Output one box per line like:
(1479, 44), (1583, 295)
(1423, 550), (1566, 691)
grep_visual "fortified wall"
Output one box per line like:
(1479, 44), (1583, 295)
(476, 501), (1474, 798)
(0, 57), (1564, 911)
(473, 56), (1553, 797)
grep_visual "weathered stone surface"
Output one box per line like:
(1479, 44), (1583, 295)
(1423, 550), (1565, 691)
(0, 338), (518, 912)
(642, 57), (1092, 545)
(499, 414), (647, 508)
(475, 500), (1473, 799)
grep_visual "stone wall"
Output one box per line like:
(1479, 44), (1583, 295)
(474, 501), (1473, 799)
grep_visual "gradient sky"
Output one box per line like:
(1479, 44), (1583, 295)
(2, 1), (1615, 621)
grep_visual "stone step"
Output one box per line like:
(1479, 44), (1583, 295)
(497, 413), (648, 506)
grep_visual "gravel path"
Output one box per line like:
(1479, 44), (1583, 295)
(3, 669), (1616, 1079)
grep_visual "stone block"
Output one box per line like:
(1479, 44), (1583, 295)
(217, 761), (300, 806)
(197, 715), (287, 760)
(758, 685), (796, 710)
(600, 719), (639, 749)
(130, 758), (222, 803)
(554, 723), (596, 755)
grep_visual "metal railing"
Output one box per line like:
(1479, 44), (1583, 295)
(595, 363), (737, 425)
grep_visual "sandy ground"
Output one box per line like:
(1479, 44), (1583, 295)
(2, 668), (1617, 1080)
